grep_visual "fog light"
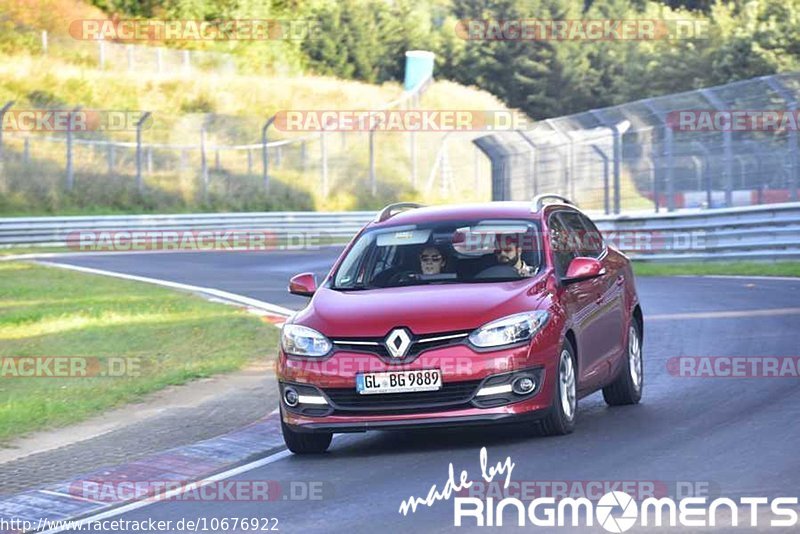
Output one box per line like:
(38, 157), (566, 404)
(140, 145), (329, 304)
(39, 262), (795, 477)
(284, 387), (299, 407)
(512, 376), (536, 395)
(476, 384), (513, 397)
(297, 395), (328, 405)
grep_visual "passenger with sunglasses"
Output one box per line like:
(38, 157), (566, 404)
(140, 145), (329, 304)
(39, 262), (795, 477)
(419, 246), (446, 275)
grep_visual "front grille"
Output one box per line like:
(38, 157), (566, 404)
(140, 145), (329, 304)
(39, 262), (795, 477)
(332, 331), (469, 361)
(323, 379), (481, 415)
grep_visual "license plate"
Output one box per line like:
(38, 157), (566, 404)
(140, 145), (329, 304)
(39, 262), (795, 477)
(356, 369), (442, 395)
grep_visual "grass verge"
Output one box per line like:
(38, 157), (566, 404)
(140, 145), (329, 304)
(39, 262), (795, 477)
(632, 261), (800, 278)
(0, 261), (278, 442)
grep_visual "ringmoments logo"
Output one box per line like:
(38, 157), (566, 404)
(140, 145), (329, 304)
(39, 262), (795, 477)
(452, 492), (800, 529)
(397, 450), (799, 530)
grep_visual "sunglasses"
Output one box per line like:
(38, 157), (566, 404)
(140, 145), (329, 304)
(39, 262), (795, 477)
(420, 255), (443, 263)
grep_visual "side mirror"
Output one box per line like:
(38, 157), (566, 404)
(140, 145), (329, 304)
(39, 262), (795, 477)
(288, 272), (317, 297)
(563, 257), (605, 284)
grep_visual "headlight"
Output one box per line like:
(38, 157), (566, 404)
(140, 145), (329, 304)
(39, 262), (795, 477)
(281, 324), (332, 357)
(468, 311), (549, 349)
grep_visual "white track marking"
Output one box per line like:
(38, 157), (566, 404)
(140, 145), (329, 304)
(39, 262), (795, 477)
(676, 274), (800, 282)
(34, 260), (294, 317)
(36, 449), (294, 534)
(648, 307), (800, 321)
(38, 489), (105, 505)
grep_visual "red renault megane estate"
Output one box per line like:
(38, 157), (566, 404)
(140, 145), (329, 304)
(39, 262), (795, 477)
(277, 195), (643, 453)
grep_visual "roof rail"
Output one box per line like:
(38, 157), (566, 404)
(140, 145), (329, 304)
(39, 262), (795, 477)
(531, 194), (575, 212)
(374, 202), (425, 223)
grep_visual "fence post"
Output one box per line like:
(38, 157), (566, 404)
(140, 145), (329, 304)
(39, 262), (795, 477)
(98, 39), (105, 68)
(474, 145), (481, 194)
(200, 125), (208, 198)
(183, 50), (191, 75)
(409, 131), (417, 188)
(369, 129), (377, 195)
(107, 144), (115, 173)
(23, 137), (30, 163)
(591, 144), (611, 215)
(690, 141), (712, 208)
(261, 115), (276, 191)
(664, 125), (675, 212)
(135, 112), (151, 192)
(611, 122), (630, 215)
(0, 101), (14, 163)
(215, 149), (221, 171)
(41, 30), (48, 54)
(700, 88), (732, 207)
(321, 131), (329, 196)
(66, 106), (81, 191)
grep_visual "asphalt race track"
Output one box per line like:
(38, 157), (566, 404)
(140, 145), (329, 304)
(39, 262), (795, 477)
(44, 251), (800, 533)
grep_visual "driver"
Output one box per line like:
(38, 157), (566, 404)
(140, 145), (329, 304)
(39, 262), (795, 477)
(419, 246), (446, 275)
(495, 234), (535, 277)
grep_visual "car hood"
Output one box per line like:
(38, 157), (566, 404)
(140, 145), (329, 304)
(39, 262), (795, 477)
(292, 278), (549, 337)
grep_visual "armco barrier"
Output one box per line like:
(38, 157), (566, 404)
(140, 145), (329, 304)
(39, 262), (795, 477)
(1, 203), (799, 261)
(593, 202), (800, 261)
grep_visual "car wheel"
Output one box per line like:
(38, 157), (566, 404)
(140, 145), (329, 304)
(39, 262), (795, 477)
(539, 338), (577, 436)
(602, 320), (643, 406)
(281, 419), (332, 454)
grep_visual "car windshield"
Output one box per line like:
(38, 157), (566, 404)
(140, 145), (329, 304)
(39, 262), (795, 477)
(331, 219), (542, 290)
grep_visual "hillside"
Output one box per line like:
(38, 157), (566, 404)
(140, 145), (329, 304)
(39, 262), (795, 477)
(0, 0), (512, 215)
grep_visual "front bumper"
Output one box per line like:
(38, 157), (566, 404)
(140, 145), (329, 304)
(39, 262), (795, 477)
(284, 405), (552, 434)
(277, 339), (560, 432)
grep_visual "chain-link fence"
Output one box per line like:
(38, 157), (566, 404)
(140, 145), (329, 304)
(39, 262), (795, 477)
(24, 30), (236, 76)
(474, 73), (800, 214)
(0, 83), (492, 213)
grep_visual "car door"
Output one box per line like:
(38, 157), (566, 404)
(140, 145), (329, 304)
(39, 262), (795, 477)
(548, 212), (607, 391)
(576, 213), (626, 361)
(555, 210), (613, 390)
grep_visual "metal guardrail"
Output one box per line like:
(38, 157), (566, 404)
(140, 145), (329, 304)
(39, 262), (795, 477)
(592, 202), (800, 261)
(2, 203), (799, 261)
(0, 212), (376, 246)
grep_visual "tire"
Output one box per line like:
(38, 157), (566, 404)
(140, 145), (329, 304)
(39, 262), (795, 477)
(538, 338), (577, 436)
(281, 419), (332, 454)
(603, 319), (643, 406)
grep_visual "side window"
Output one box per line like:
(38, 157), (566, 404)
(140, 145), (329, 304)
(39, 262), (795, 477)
(371, 246), (397, 278)
(558, 211), (599, 259)
(547, 214), (574, 279)
(578, 214), (605, 258)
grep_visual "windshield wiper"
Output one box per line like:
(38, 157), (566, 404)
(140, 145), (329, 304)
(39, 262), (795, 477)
(331, 283), (372, 291)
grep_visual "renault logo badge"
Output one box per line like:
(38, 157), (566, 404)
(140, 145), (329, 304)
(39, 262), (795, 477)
(385, 328), (412, 359)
